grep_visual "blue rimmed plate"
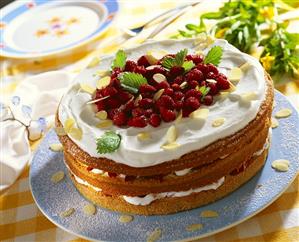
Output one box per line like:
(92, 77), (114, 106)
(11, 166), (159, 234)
(30, 91), (299, 241)
(0, 0), (119, 59)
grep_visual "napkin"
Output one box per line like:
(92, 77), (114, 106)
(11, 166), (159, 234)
(0, 71), (73, 191)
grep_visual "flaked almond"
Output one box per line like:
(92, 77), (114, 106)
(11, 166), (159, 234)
(186, 223), (203, 232)
(49, 143), (63, 152)
(137, 132), (151, 141)
(180, 81), (188, 89)
(153, 73), (166, 83)
(190, 108), (209, 120)
(153, 89), (164, 101)
(87, 57), (101, 68)
(200, 210), (219, 218)
(134, 94), (142, 106)
(271, 117), (279, 128)
(55, 126), (66, 136)
(96, 120), (113, 128)
(69, 127), (83, 140)
(119, 215), (134, 223)
(241, 92), (258, 102)
(175, 110), (183, 124)
(146, 65), (161, 70)
(86, 95), (110, 105)
(218, 91), (230, 100)
(64, 118), (75, 133)
(161, 142), (180, 150)
(166, 125), (177, 144)
(212, 117), (225, 127)
(80, 83), (95, 95)
(60, 208), (74, 218)
(83, 203), (96, 215)
(240, 62), (251, 71)
(94, 69), (109, 77)
(96, 110), (108, 120)
(227, 81), (236, 92)
(146, 50), (167, 65)
(96, 76), (110, 89)
(275, 108), (292, 118)
(228, 67), (243, 83)
(271, 159), (289, 172)
(51, 171), (65, 183)
(147, 228), (162, 242)
(206, 79), (217, 84)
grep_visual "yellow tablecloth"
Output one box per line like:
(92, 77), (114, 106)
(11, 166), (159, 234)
(1, 1), (298, 241)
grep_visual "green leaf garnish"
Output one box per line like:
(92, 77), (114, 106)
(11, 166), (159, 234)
(96, 131), (121, 154)
(182, 61), (195, 72)
(161, 49), (188, 69)
(111, 50), (127, 70)
(120, 83), (138, 94)
(203, 46), (223, 66)
(197, 85), (211, 101)
(118, 72), (147, 92)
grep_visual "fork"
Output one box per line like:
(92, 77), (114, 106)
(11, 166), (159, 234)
(122, 2), (200, 37)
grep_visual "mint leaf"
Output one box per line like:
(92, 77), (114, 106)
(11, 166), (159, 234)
(161, 48), (188, 69)
(197, 85), (211, 101)
(118, 72), (147, 90)
(203, 46), (223, 66)
(182, 61), (195, 72)
(120, 83), (138, 94)
(162, 57), (175, 69)
(96, 131), (121, 154)
(111, 50), (126, 69)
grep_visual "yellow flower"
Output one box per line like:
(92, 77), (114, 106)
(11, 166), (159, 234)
(260, 54), (275, 71)
(260, 6), (275, 20)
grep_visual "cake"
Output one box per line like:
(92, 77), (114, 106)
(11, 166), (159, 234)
(56, 38), (274, 215)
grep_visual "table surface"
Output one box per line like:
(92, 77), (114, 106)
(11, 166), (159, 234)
(1, 1), (298, 242)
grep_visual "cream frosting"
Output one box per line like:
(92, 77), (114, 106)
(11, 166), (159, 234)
(59, 38), (267, 168)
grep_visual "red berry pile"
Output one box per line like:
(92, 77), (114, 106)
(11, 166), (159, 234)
(93, 53), (230, 128)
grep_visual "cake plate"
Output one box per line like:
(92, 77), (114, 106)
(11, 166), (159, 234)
(30, 91), (299, 241)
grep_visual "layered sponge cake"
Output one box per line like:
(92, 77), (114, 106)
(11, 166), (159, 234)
(56, 38), (273, 215)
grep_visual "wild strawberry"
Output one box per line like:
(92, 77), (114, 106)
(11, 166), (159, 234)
(138, 98), (153, 108)
(123, 99), (134, 112)
(139, 84), (156, 93)
(186, 54), (203, 64)
(157, 81), (170, 90)
(137, 56), (150, 67)
(217, 76), (230, 90)
(185, 97), (200, 110)
(160, 108), (176, 122)
(102, 87), (118, 97)
(149, 113), (161, 127)
(182, 108), (192, 117)
(185, 69), (204, 82)
(132, 107), (145, 117)
(206, 64), (219, 75)
(175, 100), (183, 110)
(113, 111), (127, 126)
(125, 60), (137, 72)
(196, 63), (208, 75)
(164, 88), (174, 96)
(118, 90), (132, 103)
(106, 98), (121, 109)
(144, 108), (154, 117)
(203, 95), (213, 105)
(128, 116), (147, 127)
(173, 76), (184, 85)
(173, 91), (184, 101)
(96, 100), (105, 111)
(208, 83), (219, 95)
(185, 89), (201, 99)
(108, 108), (118, 119)
(111, 67), (122, 78)
(188, 80), (198, 89)
(169, 66), (184, 78)
(157, 95), (175, 109)
(206, 72), (217, 79)
(171, 83), (181, 91)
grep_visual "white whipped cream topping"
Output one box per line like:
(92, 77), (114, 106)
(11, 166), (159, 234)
(59, 39), (267, 168)
(73, 172), (102, 192)
(175, 168), (192, 176)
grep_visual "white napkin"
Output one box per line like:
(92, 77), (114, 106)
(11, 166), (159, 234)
(0, 71), (73, 191)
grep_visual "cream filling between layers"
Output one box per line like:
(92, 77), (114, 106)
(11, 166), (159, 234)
(59, 38), (267, 168)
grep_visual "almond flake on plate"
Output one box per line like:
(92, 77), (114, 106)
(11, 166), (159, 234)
(166, 125), (177, 143)
(271, 117), (279, 128)
(200, 210), (219, 218)
(51, 171), (65, 183)
(55, 126), (66, 136)
(275, 108), (292, 118)
(228, 67), (243, 83)
(119, 215), (134, 223)
(80, 83), (96, 95)
(153, 73), (166, 83)
(271, 159), (289, 172)
(69, 127), (83, 140)
(190, 108), (209, 120)
(153, 89), (164, 101)
(161, 142), (180, 150)
(96, 120), (113, 128)
(96, 110), (108, 120)
(87, 57), (101, 68)
(64, 118), (75, 133)
(186, 223), (203, 232)
(60, 208), (75, 218)
(49, 143), (63, 152)
(96, 76), (110, 89)
(240, 62), (251, 71)
(83, 203), (96, 215)
(147, 228), (162, 242)
(137, 132), (151, 141)
(212, 117), (225, 127)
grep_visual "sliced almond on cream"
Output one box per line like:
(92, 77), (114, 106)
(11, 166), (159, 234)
(86, 95), (110, 105)
(153, 73), (166, 83)
(218, 91), (230, 100)
(212, 117), (225, 127)
(275, 108), (292, 118)
(96, 120), (113, 128)
(153, 89), (164, 101)
(49, 143), (63, 152)
(51, 171), (65, 183)
(200, 210), (219, 218)
(137, 132), (151, 141)
(83, 203), (96, 215)
(134, 94), (142, 106)
(119, 215), (134, 223)
(228, 67), (243, 83)
(166, 125), (177, 144)
(206, 79), (217, 84)
(271, 159), (290, 172)
(146, 50), (167, 65)
(161, 142), (180, 150)
(96, 76), (110, 89)
(186, 223), (203, 232)
(180, 81), (188, 89)
(146, 65), (161, 70)
(60, 208), (74, 218)
(69, 127), (83, 140)
(64, 118), (75, 133)
(55, 127), (66, 136)
(87, 57), (101, 68)
(190, 108), (209, 120)
(96, 110), (108, 120)
(94, 69), (109, 77)
(241, 92), (258, 102)
(80, 83), (95, 95)
(240, 62), (251, 71)
(271, 117), (279, 128)
(147, 228), (162, 242)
